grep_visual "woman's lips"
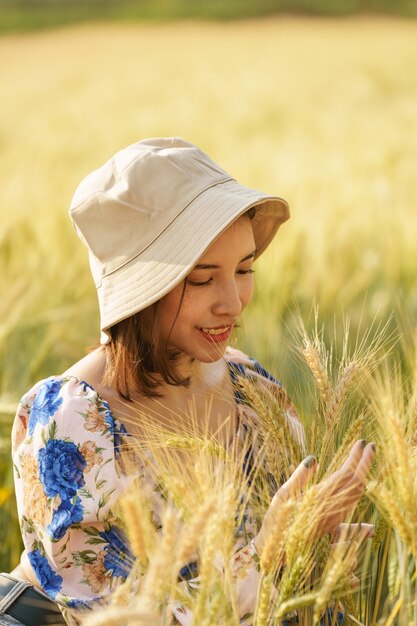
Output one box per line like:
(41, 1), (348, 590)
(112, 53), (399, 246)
(198, 325), (233, 343)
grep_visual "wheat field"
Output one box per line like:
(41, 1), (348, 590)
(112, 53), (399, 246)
(0, 16), (417, 623)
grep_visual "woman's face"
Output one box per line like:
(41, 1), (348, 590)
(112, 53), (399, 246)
(158, 215), (256, 363)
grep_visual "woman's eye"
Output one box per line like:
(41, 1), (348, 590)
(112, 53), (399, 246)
(237, 268), (255, 275)
(188, 269), (254, 286)
(188, 278), (213, 287)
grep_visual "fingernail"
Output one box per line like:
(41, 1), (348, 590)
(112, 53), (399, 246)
(360, 439), (367, 448)
(304, 455), (316, 468)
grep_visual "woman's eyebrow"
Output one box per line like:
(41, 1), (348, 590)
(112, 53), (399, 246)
(193, 250), (256, 270)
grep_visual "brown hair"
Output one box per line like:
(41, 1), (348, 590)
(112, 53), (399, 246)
(102, 286), (189, 400)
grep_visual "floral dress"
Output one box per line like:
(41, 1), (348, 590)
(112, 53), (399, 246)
(11, 348), (306, 625)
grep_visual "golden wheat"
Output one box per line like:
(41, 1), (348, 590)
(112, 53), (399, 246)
(142, 505), (179, 605)
(259, 498), (295, 573)
(119, 492), (150, 566)
(302, 340), (331, 407)
(254, 572), (274, 626)
(313, 541), (356, 623)
(176, 496), (217, 568)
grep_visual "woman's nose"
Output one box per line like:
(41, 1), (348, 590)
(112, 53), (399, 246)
(212, 280), (242, 318)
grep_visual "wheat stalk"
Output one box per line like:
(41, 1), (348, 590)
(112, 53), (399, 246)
(175, 496), (217, 569)
(322, 414), (365, 479)
(367, 483), (415, 557)
(237, 375), (300, 475)
(82, 603), (159, 626)
(372, 513), (388, 554)
(260, 498), (295, 573)
(119, 491), (152, 566)
(141, 505), (179, 606)
(276, 554), (312, 608)
(313, 542), (356, 623)
(325, 362), (357, 424)
(254, 572), (275, 626)
(164, 435), (230, 462)
(191, 509), (223, 624)
(284, 487), (321, 568)
(302, 340), (331, 407)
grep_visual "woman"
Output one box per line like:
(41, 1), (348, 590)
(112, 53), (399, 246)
(2, 138), (374, 625)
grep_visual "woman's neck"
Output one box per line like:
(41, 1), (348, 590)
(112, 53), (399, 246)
(172, 354), (228, 392)
(63, 346), (230, 407)
(63, 347), (235, 445)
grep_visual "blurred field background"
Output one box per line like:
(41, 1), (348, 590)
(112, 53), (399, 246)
(1, 6), (417, 583)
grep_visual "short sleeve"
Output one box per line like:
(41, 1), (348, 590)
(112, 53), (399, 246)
(12, 376), (133, 619)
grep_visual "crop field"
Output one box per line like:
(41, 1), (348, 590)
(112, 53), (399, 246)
(0, 16), (416, 623)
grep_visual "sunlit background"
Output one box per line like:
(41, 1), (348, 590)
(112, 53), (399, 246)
(1, 0), (417, 574)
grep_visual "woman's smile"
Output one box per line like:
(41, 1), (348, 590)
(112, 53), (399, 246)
(198, 325), (234, 343)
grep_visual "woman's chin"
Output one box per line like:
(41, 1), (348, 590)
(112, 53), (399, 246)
(178, 346), (228, 365)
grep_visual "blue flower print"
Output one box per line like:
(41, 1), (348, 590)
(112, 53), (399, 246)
(99, 526), (134, 578)
(104, 408), (116, 434)
(47, 496), (84, 541)
(178, 561), (199, 581)
(249, 357), (282, 385)
(27, 549), (63, 599)
(113, 421), (129, 459)
(28, 379), (63, 436)
(39, 439), (86, 500)
(66, 598), (95, 610)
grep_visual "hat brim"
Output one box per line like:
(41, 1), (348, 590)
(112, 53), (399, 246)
(99, 179), (289, 343)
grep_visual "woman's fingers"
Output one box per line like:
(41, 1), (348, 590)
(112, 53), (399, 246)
(311, 442), (375, 535)
(330, 523), (374, 591)
(334, 523), (374, 542)
(330, 439), (368, 486)
(352, 442), (376, 487)
(277, 455), (318, 501)
(336, 442), (376, 508)
(349, 574), (360, 590)
(269, 455), (317, 512)
(258, 455), (318, 549)
(318, 439), (372, 499)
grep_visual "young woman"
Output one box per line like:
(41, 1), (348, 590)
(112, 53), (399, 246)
(2, 138), (374, 625)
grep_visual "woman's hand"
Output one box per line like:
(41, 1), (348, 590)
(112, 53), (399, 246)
(326, 522), (375, 589)
(254, 439), (375, 554)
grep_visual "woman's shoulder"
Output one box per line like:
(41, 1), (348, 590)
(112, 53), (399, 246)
(224, 347), (282, 386)
(60, 346), (106, 389)
(12, 373), (117, 451)
(13, 347), (111, 443)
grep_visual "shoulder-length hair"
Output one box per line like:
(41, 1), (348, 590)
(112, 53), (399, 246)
(102, 286), (188, 400)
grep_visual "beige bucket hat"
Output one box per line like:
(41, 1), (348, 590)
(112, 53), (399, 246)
(69, 137), (290, 344)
